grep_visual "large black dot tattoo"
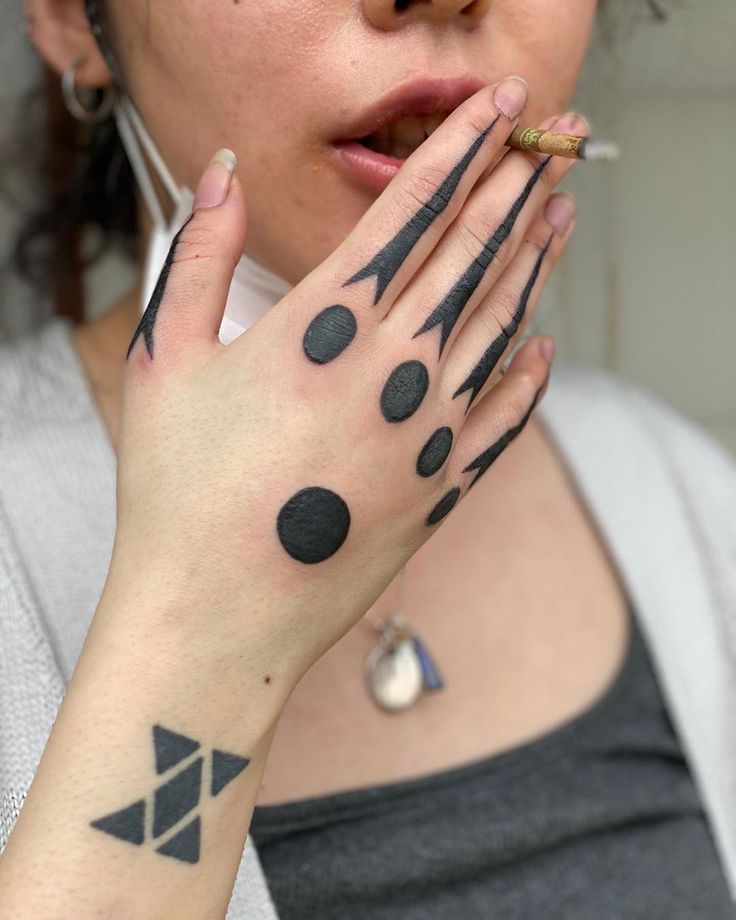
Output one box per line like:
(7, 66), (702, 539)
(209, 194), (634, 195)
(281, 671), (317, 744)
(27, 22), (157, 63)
(380, 360), (430, 423)
(426, 487), (460, 525)
(303, 305), (357, 364)
(416, 426), (453, 478)
(277, 486), (351, 564)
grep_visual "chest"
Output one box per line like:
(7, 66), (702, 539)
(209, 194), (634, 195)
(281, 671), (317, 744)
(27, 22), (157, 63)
(256, 420), (631, 805)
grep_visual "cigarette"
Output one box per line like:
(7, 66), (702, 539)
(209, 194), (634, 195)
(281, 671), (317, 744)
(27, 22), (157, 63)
(508, 125), (620, 162)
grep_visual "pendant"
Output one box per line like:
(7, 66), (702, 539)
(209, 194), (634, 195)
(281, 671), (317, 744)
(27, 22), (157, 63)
(365, 615), (445, 713)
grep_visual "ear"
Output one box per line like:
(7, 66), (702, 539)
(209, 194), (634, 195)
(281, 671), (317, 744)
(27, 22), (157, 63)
(26, 0), (112, 86)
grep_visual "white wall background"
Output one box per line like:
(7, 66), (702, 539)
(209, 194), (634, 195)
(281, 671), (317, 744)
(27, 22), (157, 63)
(536, 0), (736, 454)
(2, 1), (735, 453)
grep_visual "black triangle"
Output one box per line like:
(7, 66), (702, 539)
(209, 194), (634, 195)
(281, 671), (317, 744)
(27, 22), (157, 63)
(153, 724), (200, 774)
(156, 816), (201, 864)
(90, 799), (145, 845)
(211, 749), (250, 797)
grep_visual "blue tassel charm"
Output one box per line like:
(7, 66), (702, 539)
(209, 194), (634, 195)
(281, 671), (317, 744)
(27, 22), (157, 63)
(412, 636), (445, 693)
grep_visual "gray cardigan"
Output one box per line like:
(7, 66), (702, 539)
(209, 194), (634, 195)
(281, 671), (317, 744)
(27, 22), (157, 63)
(1, 316), (735, 916)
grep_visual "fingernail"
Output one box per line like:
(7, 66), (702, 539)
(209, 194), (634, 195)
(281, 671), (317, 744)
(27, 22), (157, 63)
(552, 112), (590, 136)
(544, 193), (576, 235)
(494, 76), (528, 121)
(193, 148), (237, 210)
(539, 337), (556, 364)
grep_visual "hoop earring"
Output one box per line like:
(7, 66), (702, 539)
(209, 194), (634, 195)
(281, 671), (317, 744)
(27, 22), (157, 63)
(61, 57), (116, 124)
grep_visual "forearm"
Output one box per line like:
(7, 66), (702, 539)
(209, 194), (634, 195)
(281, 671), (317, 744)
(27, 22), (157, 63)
(0, 575), (289, 919)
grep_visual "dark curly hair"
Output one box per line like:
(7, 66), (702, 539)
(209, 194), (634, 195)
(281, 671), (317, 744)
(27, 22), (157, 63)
(4, 0), (668, 323)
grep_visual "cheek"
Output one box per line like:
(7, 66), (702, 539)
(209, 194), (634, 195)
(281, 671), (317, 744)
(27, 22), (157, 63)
(493, 0), (597, 117)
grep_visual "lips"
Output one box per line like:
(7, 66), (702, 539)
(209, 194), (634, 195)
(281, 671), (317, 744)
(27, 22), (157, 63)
(327, 74), (487, 193)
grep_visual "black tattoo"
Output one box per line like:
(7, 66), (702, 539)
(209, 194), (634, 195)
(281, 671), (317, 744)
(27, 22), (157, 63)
(453, 233), (553, 411)
(416, 426), (453, 477)
(342, 115), (502, 306)
(380, 360), (430, 422)
(90, 800), (146, 846)
(154, 724), (201, 774)
(461, 380), (546, 489)
(126, 214), (194, 361)
(156, 816), (201, 864)
(277, 486), (351, 563)
(303, 305), (357, 364)
(212, 750), (251, 797)
(426, 487), (461, 525)
(413, 158), (551, 358)
(90, 725), (250, 865)
(153, 758), (203, 838)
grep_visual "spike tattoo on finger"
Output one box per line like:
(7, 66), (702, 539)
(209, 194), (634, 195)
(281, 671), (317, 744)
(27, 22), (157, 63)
(412, 158), (551, 359)
(424, 376), (547, 525)
(126, 214), (194, 361)
(453, 232), (553, 412)
(461, 378), (547, 489)
(342, 115), (502, 306)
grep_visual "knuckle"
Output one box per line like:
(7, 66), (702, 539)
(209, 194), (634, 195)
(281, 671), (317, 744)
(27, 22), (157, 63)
(398, 162), (452, 219)
(511, 370), (541, 413)
(173, 218), (223, 265)
(465, 109), (496, 144)
(491, 287), (522, 331)
(457, 211), (510, 275)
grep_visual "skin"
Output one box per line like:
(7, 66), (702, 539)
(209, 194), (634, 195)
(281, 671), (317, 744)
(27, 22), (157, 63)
(24, 0), (630, 819)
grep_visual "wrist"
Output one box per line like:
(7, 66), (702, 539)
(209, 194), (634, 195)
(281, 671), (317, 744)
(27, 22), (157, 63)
(86, 573), (295, 741)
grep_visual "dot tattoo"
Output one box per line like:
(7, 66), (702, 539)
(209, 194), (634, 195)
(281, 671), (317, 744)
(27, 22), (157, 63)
(462, 380), (547, 489)
(342, 115), (502, 306)
(416, 426), (453, 477)
(90, 725), (250, 865)
(453, 233), (553, 411)
(380, 360), (430, 422)
(303, 305), (358, 364)
(426, 487), (461, 525)
(126, 213), (194, 361)
(413, 157), (551, 359)
(277, 486), (351, 563)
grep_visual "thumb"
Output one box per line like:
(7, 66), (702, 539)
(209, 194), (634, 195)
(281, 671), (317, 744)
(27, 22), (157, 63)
(126, 148), (246, 364)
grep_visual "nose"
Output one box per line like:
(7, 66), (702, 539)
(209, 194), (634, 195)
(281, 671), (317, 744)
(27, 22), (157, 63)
(363, 0), (492, 31)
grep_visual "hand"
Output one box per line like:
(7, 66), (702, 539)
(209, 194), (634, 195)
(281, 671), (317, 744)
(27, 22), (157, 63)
(113, 78), (582, 691)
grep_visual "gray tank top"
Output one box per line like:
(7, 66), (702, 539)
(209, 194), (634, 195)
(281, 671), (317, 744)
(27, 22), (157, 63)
(250, 606), (733, 918)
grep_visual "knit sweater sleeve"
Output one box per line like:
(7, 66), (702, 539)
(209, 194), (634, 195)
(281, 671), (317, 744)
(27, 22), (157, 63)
(622, 381), (736, 652)
(0, 510), (65, 851)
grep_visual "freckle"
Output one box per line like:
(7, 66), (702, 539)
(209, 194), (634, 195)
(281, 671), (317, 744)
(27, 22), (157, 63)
(264, 675), (272, 684)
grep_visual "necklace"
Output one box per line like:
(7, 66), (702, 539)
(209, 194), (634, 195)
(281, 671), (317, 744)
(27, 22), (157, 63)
(364, 563), (445, 712)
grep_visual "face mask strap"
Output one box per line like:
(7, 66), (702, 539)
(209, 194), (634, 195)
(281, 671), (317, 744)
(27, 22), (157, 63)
(113, 98), (168, 228)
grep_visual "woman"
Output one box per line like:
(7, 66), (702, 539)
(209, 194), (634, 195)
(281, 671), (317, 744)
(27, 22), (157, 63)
(0, 0), (734, 917)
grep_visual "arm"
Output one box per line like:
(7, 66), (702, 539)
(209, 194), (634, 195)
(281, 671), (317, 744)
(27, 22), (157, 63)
(0, 568), (289, 918)
(0, 79), (581, 916)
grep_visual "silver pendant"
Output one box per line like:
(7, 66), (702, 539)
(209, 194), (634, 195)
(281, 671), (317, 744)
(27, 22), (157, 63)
(365, 615), (444, 713)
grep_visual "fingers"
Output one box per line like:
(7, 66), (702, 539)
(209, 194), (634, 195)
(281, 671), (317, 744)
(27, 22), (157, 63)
(126, 149), (246, 366)
(321, 77), (529, 316)
(433, 335), (553, 512)
(442, 191), (576, 414)
(384, 112), (586, 360)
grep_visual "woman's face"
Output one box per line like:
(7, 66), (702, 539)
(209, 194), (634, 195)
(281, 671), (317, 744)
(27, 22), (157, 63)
(101, 0), (596, 284)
